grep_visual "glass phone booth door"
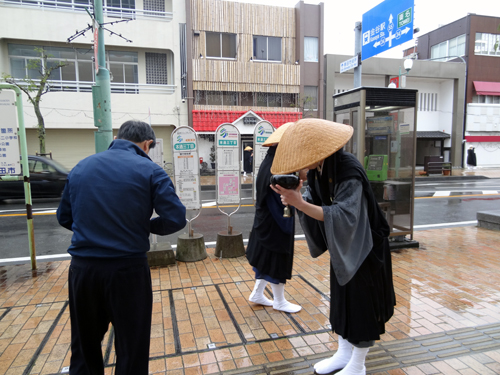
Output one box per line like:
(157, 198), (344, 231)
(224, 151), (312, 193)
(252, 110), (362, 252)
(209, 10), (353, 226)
(333, 87), (418, 241)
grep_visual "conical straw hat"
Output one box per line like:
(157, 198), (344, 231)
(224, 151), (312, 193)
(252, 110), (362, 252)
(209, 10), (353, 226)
(244, 146), (253, 151)
(262, 122), (294, 147)
(271, 118), (353, 175)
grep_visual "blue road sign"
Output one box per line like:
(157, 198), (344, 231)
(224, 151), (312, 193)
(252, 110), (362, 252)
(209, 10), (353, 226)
(361, 0), (414, 61)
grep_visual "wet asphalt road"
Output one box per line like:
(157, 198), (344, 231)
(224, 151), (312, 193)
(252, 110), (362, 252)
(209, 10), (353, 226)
(1, 178), (499, 263)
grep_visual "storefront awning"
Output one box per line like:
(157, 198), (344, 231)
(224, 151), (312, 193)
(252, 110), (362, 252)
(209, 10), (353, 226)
(192, 110), (302, 132)
(473, 81), (500, 96)
(417, 131), (450, 139)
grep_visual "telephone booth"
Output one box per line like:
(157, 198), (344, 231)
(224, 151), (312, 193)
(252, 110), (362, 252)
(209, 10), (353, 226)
(333, 87), (418, 243)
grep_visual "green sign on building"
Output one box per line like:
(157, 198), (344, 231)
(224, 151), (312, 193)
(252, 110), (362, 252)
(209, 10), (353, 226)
(398, 8), (412, 28)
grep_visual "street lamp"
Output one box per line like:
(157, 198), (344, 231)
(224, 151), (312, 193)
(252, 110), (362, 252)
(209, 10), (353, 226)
(399, 58), (413, 88)
(389, 58), (414, 88)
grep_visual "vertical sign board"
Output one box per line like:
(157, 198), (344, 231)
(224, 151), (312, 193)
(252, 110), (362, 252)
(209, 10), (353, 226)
(252, 121), (274, 200)
(172, 127), (201, 210)
(389, 76), (399, 88)
(216, 123), (241, 205)
(361, 0), (414, 61)
(0, 90), (21, 175)
(149, 138), (164, 168)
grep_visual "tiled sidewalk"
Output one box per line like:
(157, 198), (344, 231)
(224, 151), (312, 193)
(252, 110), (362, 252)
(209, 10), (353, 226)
(1, 226), (500, 375)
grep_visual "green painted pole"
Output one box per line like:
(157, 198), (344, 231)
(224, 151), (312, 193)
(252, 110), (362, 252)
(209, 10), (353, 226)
(92, 0), (113, 153)
(0, 84), (37, 269)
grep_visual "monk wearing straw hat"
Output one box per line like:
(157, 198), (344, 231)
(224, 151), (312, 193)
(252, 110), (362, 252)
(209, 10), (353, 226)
(271, 119), (395, 375)
(246, 122), (302, 313)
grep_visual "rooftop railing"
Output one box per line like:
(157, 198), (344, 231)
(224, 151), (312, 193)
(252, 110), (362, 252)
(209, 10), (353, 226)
(1, 0), (173, 21)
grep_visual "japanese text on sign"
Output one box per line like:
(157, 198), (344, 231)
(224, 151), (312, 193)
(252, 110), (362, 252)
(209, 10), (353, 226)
(172, 128), (201, 210)
(0, 90), (21, 175)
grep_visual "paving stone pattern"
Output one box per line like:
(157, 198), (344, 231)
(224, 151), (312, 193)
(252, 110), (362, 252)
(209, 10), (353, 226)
(1, 226), (500, 374)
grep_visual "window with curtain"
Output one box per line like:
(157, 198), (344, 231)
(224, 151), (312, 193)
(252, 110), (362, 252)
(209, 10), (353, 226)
(304, 37), (318, 62)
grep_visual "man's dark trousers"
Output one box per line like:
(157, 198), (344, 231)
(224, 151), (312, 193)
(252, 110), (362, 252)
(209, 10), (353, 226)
(68, 256), (152, 375)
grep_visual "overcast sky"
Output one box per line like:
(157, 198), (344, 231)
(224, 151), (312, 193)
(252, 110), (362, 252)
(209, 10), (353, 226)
(229, 0), (498, 59)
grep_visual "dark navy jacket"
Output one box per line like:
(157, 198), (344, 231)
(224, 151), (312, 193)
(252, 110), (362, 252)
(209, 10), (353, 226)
(57, 139), (186, 258)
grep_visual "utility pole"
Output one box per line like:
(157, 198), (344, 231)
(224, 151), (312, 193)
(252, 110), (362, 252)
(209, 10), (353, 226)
(68, 2), (132, 152)
(354, 21), (362, 88)
(92, 0), (113, 153)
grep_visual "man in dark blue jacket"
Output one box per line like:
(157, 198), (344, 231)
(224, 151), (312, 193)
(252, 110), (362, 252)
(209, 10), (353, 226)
(57, 120), (186, 375)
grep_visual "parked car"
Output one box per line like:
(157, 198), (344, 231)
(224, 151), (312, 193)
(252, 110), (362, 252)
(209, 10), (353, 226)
(0, 155), (69, 201)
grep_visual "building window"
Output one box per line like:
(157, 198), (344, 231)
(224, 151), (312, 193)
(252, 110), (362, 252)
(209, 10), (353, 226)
(107, 0), (135, 9)
(207, 91), (223, 105)
(430, 34), (465, 61)
(472, 95), (500, 104)
(144, 0), (164, 12)
(240, 92), (254, 106)
(304, 86), (318, 111)
(206, 32), (237, 59)
(304, 37), (318, 62)
(8, 44), (140, 93)
(256, 92), (282, 107)
(253, 36), (281, 62)
(194, 90), (297, 108)
(4, 0), (136, 12)
(145, 52), (168, 84)
(282, 93), (296, 108)
(107, 50), (138, 92)
(475, 33), (500, 56)
(222, 91), (238, 106)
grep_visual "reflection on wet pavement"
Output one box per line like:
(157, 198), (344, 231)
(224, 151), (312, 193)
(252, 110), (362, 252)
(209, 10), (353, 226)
(0, 226), (499, 374)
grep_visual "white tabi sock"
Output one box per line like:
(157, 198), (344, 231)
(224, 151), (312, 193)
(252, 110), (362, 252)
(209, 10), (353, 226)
(271, 283), (301, 313)
(335, 346), (369, 375)
(314, 335), (352, 374)
(249, 279), (273, 306)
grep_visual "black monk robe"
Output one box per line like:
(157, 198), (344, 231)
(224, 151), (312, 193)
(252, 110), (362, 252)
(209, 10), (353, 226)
(298, 149), (396, 344)
(246, 146), (295, 280)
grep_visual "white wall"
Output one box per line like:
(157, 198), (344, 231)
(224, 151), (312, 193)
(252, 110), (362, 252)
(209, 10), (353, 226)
(332, 75), (453, 139)
(465, 104), (500, 167)
(1, 0), (188, 169)
(0, 5), (181, 50)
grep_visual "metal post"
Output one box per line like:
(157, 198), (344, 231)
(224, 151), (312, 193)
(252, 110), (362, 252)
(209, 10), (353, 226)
(354, 22), (362, 88)
(0, 85), (37, 269)
(93, 0), (113, 153)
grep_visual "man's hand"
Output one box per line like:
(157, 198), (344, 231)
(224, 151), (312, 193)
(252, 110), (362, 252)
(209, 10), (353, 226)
(270, 180), (304, 209)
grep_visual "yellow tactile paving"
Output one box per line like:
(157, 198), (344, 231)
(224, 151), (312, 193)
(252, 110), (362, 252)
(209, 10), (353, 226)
(0, 225), (500, 374)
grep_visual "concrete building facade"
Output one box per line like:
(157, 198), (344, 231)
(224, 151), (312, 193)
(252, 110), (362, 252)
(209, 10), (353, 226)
(185, 0), (324, 164)
(411, 14), (500, 167)
(1, 0), (324, 170)
(324, 54), (466, 167)
(1, 0), (187, 169)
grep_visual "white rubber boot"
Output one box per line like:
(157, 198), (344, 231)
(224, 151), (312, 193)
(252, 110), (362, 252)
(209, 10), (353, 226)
(271, 283), (301, 313)
(249, 279), (273, 306)
(314, 335), (352, 374)
(335, 346), (369, 375)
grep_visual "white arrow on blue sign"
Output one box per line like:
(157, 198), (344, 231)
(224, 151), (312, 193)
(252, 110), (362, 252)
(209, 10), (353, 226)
(361, 0), (414, 61)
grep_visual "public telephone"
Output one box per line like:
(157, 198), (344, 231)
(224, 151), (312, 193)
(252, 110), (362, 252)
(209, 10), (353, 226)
(364, 155), (388, 181)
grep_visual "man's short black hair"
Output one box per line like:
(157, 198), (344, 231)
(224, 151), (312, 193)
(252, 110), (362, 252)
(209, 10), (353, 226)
(116, 120), (156, 149)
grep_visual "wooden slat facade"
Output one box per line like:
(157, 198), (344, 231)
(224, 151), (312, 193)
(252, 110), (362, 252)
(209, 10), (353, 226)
(191, 0), (300, 93)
